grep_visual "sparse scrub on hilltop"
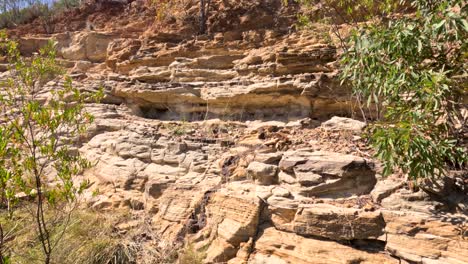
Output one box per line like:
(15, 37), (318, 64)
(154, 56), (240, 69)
(0, 0), (81, 32)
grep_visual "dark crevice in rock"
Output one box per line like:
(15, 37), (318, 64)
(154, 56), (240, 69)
(349, 239), (387, 253)
(135, 103), (311, 122)
(185, 190), (214, 236)
(247, 198), (270, 261)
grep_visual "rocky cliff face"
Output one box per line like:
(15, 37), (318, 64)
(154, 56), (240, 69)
(7, 0), (468, 263)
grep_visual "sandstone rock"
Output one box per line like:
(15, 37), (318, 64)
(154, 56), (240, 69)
(152, 187), (210, 242)
(204, 193), (262, 263)
(106, 38), (142, 69)
(249, 227), (398, 264)
(382, 210), (468, 264)
(322, 116), (366, 131)
(381, 189), (444, 214)
(371, 179), (405, 203)
(278, 171), (296, 184)
(86, 154), (147, 190)
(144, 175), (176, 199)
(255, 186), (274, 200)
(293, 204), (385, 240)
(205, 238), (238, 263)
(228, 237), (254, 264)
(254, 152), (283, 165)
(195, 55), (244, 69)
(130, 66), (172, 82)
(61, 32), (117, 62)
(285, 117), (320, 128)
(295, 172), (323, 186)
(72, 60), (94, 73)
(271, 187), (290, 198)
(206, 193), (261, 245)
(279, 150), (376, 197)
(18, 36), (51, 55)
(267, 196), (299, 232)
(247, 162), (278, 185)
(15, 3), (467, 263)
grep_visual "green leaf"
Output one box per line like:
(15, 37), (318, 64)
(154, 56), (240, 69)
(434, 19), (445, 30)
(460, 19), (468, 32)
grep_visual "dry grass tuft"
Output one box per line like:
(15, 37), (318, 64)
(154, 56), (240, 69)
(1, 208), (138, 264)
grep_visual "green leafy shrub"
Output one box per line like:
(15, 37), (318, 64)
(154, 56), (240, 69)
(340, 0), (467, 179)
(0, 32), (101, 263)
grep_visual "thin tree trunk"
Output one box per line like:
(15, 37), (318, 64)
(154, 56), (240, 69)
(199, 0), (206, 34)
(36, 179), (52, 264)
(0, 223), (5, 264)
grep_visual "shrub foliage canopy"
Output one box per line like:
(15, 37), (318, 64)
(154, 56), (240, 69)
(340, 0), (467, 179)
(0, 32), (101, 263)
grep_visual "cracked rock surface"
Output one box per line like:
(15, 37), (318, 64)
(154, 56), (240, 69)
(7, 0), (468, 263)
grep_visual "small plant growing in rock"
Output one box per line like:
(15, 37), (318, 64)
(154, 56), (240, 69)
(178, 244), (205, 264)
(0, 32), (101, 263)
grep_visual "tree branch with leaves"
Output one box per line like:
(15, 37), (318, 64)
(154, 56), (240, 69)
(0, 32), (102, 263)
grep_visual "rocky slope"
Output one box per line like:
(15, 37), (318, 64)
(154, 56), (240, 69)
(6, 0), (468, 263)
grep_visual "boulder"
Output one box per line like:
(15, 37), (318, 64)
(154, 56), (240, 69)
(295, 172), (324, 186)
(18, 37), (50, 55)
(61, 32), (117, 62)
(322, 116), (366, 132)
(382, 210), (468, 264)
(293, 204), (385, 240)
(250, 227), (399, 264)
(204, 193), (262, 263)
(254, 152), (283, 165)
(371, 179), (405, 203)
(279, 151), (377, 197)
(247, 162), (278, 185)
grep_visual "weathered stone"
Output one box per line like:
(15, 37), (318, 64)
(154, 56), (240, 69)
(250, 227), (399, 264)
(322, 116), (366, 131)
(267, 196), (299, 232)
(293, 204), (385, 240)
(254, 152), (283, 165)
(204, 193), (261, 263)
(144, 175), (176, 199)
(271, 187), (290, 198)
(295, 172), (323, 186)
(382, 210), (468, 264)
(61, 32), (117, 62)
(14, 3), (468, 263)
(228, 237), (254, 264)
(205, 238), (238, 263)
(381, 189), (444, 214)
(371, 179), (405, 203)
(247, 162), (278, 185)
(279, 151), (376, 197)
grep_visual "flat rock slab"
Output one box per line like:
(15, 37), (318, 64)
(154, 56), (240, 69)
(293, 203), (385, 240)
(249, 227), (398, 264)
(279, 150), (377, 198)
(322, 116), (366, 132)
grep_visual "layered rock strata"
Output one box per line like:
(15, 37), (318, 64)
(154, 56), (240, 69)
(5, 0), (467, 263)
